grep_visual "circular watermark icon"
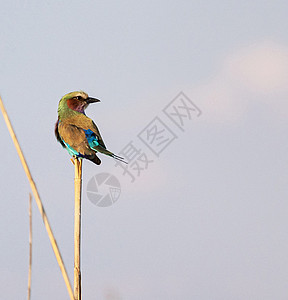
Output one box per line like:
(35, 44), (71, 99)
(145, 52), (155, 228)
(86, 173), (121, 207)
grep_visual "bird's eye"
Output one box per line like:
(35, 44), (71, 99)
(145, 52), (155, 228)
(75, 96), (81, 100)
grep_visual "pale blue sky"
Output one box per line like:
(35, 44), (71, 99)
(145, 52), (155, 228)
(1, 1), (288, 299)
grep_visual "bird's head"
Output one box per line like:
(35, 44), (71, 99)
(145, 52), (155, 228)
(58, 91), (100, 116)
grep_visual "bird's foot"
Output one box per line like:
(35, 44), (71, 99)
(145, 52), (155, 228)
(71, 155), (78, 165)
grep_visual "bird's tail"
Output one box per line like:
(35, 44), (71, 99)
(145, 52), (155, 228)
(93, 146), (127, 164)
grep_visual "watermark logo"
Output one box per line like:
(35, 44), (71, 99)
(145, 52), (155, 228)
(114, 91), (201, 183)
(86, 173), (121, 207)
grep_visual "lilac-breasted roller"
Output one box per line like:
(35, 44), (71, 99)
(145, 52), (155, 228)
(55, 91), (125, 165)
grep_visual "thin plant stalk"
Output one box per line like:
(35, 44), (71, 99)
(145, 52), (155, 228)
(27, 193), (32, 300)
(74, 158), (82, 300)
(0, 96), (74, 300)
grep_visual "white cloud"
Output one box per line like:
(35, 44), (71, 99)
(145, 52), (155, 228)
(225, 41), (288, 94)
(189, 41), (288, 123)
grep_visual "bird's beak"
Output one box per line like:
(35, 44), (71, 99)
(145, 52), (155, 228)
(86, 97), (100, 104)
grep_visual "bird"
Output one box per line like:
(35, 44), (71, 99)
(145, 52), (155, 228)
(55, 91), (126, 165)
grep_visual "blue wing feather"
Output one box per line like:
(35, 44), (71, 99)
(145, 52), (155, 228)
(84, 129), (99, 148)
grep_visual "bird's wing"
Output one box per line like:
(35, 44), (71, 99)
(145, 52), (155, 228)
(59, 118), (127, 164)
(88, 120), (106, 149)
(64, 115), (107, 149)
(58, 122), (96, 157)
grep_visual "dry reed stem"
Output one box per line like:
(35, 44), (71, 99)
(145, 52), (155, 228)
(0, 96), (74, 300)
(27, 193), (32, 300)
(74, 158), (82, 300)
